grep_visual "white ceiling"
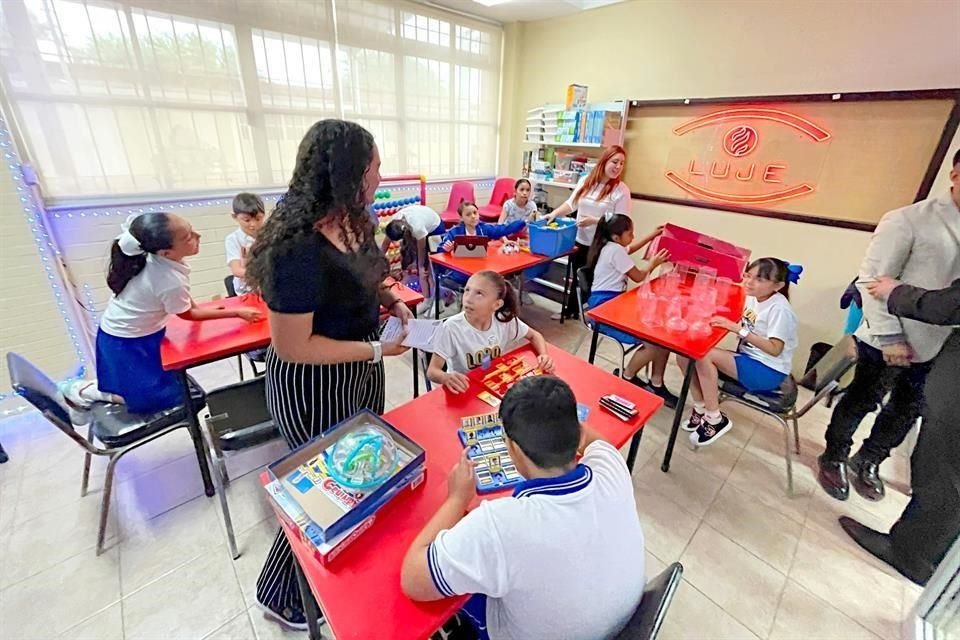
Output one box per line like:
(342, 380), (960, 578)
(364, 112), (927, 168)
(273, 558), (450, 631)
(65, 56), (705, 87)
(424, 0), (626, 24)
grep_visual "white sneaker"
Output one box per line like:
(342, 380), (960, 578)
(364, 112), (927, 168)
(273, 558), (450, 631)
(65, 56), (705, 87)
(550, 312), (564, 321)
(416, 299), (434, 316)
(521, 291), (534, 305)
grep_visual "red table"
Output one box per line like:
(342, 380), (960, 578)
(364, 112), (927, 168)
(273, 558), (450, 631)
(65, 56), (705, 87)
(586, 277), (746, 472)
(262, 344), (662, 640)
(429, 241), (576, 321)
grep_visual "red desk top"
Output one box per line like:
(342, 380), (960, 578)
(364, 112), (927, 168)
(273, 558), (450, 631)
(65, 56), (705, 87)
(161, 295), (271, 371)
(161, 280), (424, 371)
(429, 241), (574, 278)
(586, 279), (747, 360)
(261, 344), (662, 640)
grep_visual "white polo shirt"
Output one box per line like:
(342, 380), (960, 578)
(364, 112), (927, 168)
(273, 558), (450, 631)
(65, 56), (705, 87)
(428, 440), (646, 640)
(591, 242), (634, 293)
(565, 177), (632, 246)
(224, 228), (255, 294)
(398, 205), (442, 240)
(99, 254), (192, 338)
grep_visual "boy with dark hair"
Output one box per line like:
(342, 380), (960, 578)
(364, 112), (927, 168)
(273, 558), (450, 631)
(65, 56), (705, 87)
(226, 192), (265, 295)
(402, 376), (646, 640)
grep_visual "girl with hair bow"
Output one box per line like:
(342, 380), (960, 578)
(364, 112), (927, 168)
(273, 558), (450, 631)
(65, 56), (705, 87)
(96, 212), (262, 415)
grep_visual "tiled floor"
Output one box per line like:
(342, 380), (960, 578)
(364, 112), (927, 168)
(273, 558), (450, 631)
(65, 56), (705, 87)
(0, 295), (923, 640)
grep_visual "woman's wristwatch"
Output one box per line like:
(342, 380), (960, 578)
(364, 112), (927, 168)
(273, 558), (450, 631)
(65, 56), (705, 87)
(369, 341), (383, 363)
(738, 327), (750, 340)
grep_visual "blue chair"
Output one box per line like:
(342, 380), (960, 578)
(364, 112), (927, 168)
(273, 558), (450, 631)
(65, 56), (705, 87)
(6, 352), (196, 555)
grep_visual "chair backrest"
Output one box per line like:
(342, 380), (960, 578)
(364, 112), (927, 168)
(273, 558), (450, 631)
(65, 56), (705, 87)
(576, 267), (593, 330)
(445, 181), (476, 211)
(798, 334), (858, 395)
(6, 352), (72, 427)
(204, 376), (273, 437)
(488, 177), (515, 207)
(614, 562), (683, 640)
(224, 275), (237, 298)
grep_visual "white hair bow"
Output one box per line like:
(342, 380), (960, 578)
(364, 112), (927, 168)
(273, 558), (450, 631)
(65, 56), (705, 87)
(116, 214), (144, 257)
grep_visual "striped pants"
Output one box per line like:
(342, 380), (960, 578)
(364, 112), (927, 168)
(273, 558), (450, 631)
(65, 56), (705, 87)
(256, 344), (385, 613)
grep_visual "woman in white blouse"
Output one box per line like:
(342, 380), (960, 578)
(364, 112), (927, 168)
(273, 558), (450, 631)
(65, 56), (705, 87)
(546, 145), (632, 319)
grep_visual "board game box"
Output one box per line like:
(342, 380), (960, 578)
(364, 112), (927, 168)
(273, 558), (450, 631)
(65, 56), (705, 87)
(264, 410), (426, 553)
(457, 412), (524, 493)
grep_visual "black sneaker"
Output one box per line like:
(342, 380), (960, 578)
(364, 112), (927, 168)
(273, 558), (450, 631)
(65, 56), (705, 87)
(690, 414), (733, 447)
(682, 409), (704, 432)
(256, 599), (324, 631)
(639, 381), (679, 409)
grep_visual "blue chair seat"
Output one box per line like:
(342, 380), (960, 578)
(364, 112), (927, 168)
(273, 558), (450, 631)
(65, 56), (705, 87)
(90, 403), (188, 448)
(719, 374), (798, 414)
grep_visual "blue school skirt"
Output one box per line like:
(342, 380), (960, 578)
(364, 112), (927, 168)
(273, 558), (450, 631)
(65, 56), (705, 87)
(96, 328), (184, 414)
(732, 354), (787, 392)
(587, 290), (642, 346)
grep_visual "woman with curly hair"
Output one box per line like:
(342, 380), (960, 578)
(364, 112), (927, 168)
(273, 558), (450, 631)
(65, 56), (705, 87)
(246, 119), (412, 629)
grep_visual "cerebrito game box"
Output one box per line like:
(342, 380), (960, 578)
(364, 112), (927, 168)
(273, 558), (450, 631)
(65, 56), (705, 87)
(264, 410), (426, 564)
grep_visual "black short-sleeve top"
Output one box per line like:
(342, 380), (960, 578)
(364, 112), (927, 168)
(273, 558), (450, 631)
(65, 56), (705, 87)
(263, 231), (381, 340)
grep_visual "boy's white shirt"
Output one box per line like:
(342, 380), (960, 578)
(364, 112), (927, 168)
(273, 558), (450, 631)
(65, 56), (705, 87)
(432, 312), (530, 374)
(428, 440), (646, 640)
(224, 228), (255, 295)
(738, 292), (799, 374)
(99, 254), (192, 338)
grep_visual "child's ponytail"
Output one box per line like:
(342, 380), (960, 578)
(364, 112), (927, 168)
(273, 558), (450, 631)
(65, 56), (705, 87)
(476, 269), (520, 327)
(106, 212), (176, 295)
(586, 212), (633, 274)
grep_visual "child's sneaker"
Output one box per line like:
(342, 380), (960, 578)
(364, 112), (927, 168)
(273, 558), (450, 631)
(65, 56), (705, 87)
(256, 598), (324, 631)
(681, 409), (704, 432)
(689, 414), (733, 447)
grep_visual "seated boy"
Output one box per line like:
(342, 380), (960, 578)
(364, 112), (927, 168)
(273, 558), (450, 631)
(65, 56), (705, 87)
(225, 192), (265, 295)
(401, 376), (646, 640)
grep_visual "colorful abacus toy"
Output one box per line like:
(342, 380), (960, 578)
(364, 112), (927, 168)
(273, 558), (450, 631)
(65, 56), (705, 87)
(372, 195), (422, 218)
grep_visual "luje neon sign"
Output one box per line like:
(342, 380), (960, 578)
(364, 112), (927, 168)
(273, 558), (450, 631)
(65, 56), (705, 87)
(665, 107), (832, 206)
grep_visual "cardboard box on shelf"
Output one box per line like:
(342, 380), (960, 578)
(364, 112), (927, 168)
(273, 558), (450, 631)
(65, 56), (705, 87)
(565, 84), (588, 110)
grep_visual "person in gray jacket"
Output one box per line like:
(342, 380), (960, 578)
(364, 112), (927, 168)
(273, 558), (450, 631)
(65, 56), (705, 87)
(818, 149), (960, 502)
(839, 277), (960, 586)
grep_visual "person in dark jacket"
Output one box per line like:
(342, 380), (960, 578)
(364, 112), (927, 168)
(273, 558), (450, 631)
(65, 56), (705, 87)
(839, 277), (960, 586)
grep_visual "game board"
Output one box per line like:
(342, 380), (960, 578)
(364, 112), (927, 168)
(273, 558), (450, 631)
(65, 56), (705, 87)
(477, 355), (543, 398)
(457, 412), (523, 493)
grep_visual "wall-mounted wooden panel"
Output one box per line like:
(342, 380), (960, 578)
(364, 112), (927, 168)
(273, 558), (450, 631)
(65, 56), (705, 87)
(624, 95), (957, 229)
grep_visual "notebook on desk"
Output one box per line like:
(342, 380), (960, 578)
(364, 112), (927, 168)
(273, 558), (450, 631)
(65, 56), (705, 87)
(452, 236), (490, 258)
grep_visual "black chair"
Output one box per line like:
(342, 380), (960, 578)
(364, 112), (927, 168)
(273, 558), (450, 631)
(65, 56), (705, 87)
(223, 275), (264, 380)
(201, 376), (281, 558)
(6, 352), (194, 555)
(573, 267), (643, 376)
(614, 562), (683, 640)
(715, 335), (858, 495)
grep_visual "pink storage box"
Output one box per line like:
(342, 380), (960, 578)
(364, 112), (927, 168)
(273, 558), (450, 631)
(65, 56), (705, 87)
(650, 224), (751, 282)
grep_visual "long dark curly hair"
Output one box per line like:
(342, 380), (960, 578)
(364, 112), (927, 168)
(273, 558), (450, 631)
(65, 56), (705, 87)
(245, 119), (388, 296)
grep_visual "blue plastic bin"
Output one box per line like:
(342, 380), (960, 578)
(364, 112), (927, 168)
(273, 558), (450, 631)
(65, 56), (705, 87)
(528, 218), (577, 257)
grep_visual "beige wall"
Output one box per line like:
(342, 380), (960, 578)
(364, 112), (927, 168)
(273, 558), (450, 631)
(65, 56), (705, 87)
(500, 0), (960, 374)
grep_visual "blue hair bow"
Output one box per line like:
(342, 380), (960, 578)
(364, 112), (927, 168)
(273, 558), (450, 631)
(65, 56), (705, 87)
(785, 262), (803, 284)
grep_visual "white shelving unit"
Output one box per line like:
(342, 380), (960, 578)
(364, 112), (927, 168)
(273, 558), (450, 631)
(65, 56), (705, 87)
(529, 177), (576, 190)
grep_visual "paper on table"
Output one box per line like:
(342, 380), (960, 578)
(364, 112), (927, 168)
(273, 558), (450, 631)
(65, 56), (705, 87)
(381, 316), (442, 351)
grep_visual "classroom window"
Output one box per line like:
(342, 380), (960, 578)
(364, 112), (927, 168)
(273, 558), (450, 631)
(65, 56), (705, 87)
(0, 0), (501, 198)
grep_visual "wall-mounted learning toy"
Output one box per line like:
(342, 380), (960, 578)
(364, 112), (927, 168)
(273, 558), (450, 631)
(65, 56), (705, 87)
(457, 412), (523, 493)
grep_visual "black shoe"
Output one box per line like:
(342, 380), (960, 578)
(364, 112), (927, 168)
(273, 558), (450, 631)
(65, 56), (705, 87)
(639, 381), (679, 409)
(689, 414), (733, 447)
(0, 444), (7, 464)
(848, 453), (885, 502)
(817, 454), (849, 501)
(838, 517), (932, 587)
(256, 599), (324, 631)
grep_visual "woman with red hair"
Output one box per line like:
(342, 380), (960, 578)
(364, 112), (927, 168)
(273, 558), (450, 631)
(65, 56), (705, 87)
(545, 145), (632, 320)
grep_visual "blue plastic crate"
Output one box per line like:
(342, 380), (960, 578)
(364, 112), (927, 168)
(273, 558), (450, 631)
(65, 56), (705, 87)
(529, 218), (577, 257)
